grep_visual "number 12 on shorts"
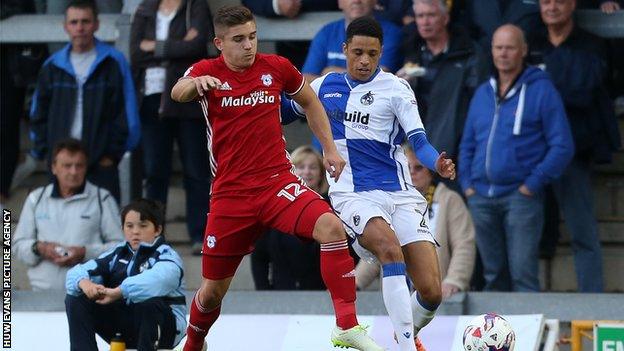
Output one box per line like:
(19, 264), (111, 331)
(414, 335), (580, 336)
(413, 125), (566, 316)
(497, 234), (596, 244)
(277, 183), (307, 202)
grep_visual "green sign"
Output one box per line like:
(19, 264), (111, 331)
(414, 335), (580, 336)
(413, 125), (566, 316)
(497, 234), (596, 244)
(595, 323), (624, 351)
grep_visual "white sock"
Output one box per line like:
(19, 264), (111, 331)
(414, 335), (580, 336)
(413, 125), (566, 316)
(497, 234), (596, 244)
(411, 291), (438, 334)
(382, 263), (417, 351)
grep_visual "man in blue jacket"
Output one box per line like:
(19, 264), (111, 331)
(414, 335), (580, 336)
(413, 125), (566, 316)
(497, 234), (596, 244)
(30, 0), (140, 201)
(458, 24), (574, 292)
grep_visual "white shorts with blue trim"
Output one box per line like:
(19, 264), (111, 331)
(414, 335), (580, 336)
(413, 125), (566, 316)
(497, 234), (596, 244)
(330, 189), (435, 263)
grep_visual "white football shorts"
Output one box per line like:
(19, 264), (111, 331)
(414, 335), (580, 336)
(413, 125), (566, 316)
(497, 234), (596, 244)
(330, 189), (435, 263)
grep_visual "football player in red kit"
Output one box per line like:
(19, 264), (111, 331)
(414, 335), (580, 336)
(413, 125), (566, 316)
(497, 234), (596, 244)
(171, 5), (383, 351)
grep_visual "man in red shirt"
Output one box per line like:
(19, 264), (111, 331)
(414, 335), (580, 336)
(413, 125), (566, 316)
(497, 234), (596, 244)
(171, 5), (383, 351)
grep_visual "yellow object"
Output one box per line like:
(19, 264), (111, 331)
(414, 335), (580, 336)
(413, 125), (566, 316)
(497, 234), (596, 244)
(110, 332), (126, 351)
(570, 320), (623, 351)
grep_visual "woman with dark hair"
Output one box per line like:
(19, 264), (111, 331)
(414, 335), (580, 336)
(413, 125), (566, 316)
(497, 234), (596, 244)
(130, 0), (213, 254)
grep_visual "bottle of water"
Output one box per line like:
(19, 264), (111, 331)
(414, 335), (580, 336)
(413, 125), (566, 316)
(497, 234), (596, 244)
(110, 333), (126, 351)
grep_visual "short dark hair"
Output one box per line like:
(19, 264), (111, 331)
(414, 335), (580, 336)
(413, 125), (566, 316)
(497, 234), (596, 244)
(121, 198), (166, 233)
(213, 5), (254, 35)
(346, 16), (383, 45)
(52, 138), (88, 162)
(65, 0), (98, 19)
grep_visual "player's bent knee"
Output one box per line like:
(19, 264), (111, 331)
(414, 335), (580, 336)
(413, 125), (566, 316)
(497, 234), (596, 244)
(359, 218), (403, 263)
(418, 283), (442, 307)
(312, 213), (346, 243)
(361, 236), (403, 263)
(375, 243), (404, 264)
(198, 279), (230, 309)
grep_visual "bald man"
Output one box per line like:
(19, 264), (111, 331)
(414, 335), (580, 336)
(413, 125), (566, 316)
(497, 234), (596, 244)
(458, 25), (574, 292)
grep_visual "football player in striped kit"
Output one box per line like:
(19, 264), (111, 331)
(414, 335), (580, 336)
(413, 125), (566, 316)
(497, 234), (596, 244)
(282, 16), (456, 351)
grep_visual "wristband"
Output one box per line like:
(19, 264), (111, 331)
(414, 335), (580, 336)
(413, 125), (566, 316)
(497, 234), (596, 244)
(31, 241), (40, 256)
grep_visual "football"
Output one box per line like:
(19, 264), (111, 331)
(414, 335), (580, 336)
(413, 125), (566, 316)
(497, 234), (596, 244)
(462, 313), (516, 351)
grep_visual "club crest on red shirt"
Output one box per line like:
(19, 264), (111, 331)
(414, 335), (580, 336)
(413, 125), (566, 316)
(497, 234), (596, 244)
(261, 74), (273, 86)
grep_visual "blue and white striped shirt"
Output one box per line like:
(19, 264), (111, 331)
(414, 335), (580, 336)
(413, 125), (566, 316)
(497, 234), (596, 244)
(289, 69), (430, 194)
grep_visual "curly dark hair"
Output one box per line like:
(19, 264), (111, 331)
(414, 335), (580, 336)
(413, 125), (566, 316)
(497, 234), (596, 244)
(346, 16), (383, 45)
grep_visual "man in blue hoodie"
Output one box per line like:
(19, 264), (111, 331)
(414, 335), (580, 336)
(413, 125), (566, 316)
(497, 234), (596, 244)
(30, 0), (140, 201)
(458, 24), (574, 292)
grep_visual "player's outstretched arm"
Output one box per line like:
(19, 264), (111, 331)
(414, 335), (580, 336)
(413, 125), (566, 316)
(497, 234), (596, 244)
(292, 82), (345, 181)
(171, 75), (222, 102)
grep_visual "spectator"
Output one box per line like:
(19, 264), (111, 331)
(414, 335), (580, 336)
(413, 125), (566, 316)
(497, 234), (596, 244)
(406, 147), (475, 298)
(243, 0), (338, 18)
(402, 0), (464, 29)
(374, 0), (413, 25)
(462, 0), (543, 49)
(355, 145), (476, 299)
(242, 0), (339, 68)
(242, 0), (409, 22)
(302, 0), (404, 81)
(579, 0), (624, 112)
(576, 0), (622, 12)
(397, 0), (488, 188)
(65, 198), (187, 351)
(251, 146), (327, 290)
(45, 0), (122, 14)
(458, 24), (574, 292)
(40, 0), (123, 53)
(29, 0), (140, 201)
(528, 0), (621, 292)
(13, 139), (124, 291)
(0, 0), (46, 209)
(130, 0), (212, 255)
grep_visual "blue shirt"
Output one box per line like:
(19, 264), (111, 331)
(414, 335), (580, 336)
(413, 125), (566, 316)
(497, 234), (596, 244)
(302, 18), (403, 75)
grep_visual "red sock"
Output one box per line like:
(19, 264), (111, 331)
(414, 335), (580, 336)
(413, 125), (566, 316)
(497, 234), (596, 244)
(183, 293), (221, 351)
(320, 239), (358, 329)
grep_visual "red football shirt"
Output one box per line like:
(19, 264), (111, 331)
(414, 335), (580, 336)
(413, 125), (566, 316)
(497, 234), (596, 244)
(184, 53), (305, 195)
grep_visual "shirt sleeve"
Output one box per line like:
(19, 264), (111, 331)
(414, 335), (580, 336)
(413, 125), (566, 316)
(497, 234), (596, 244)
(390, 77), (425, 136)
(66, 247), (118, 296)
(12, 188), (45, 267)
(391, 77), (438, 170)
(183, 59), (211, 79)
(289, 75), (323, 116)
(276, 55), (305, 96)
(409, 133), (439, 171)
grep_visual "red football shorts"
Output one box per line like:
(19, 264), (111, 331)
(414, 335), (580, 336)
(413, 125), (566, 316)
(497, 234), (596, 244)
(201, 172), (333, 280)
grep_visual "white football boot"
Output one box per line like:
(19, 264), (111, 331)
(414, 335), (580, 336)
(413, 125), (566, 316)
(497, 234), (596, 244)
(331, 325), (385, 350)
